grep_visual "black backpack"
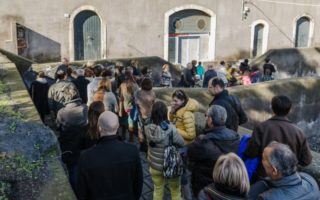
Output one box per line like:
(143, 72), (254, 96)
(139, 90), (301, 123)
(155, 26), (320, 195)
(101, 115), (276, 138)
(163, 131), (184, 178)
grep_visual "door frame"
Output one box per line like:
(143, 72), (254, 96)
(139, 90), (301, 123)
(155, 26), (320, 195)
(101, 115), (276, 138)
(178, 36), (200, 66)
(164, 4), (216, 62)
(69, 5), (106, 61)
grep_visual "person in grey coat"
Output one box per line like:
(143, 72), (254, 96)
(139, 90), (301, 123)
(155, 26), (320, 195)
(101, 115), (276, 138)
(56, 90), (88, 192)
(145, 101), (184, 200)
(248, 141), (320, 200)
(48, 69), (79, 118)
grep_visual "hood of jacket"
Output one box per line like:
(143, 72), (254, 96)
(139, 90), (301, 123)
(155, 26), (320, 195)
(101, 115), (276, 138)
(204, 126), (240, 152)
(260, 172), (320, 200)
(36, 77), (47, 84)
(176, 98), (199, 116)
(145, 123), (174, 143)
(213, 89), (229, 101)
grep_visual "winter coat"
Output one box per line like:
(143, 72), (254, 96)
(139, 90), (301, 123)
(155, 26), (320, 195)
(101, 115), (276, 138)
(145, 123), (184, 171)
(169, 98), (199, 144)
(239, 63), (250, 73)
(183, 68), (195, 87)
(134, 89), (156, 119)
(241, 75), (251, 85)
(77, 135), (143, 200)
(244, 116), (312, 179)
(263, 63), (276, 76)
(93, 90), (118, 113)
(216, 65), (228, 85)
(31, 78), (49, 121)
(160, 71), (172, 87)
(87, 77), (103, 106)
(119, 81), (139, 112)
(56, 101), (88, 165)
(203, 69), (218, 88)
(250, 71), (261, 83)
(248, 172), (320, 200)
(48, 80), (80, 115)
(188, 126), (240, 196)
(198, 183), (247, 200)
(72, 76), (90, 104)
(196, 65), (205, 78)
(209, 90), (247, 132)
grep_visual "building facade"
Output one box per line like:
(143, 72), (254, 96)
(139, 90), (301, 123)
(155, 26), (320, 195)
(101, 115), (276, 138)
(0, 0), (319, 64)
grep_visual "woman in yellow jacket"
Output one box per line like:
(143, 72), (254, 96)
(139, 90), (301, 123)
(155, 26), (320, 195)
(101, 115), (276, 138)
(169, 89), (199, 144)
(169, 89), (199, 199)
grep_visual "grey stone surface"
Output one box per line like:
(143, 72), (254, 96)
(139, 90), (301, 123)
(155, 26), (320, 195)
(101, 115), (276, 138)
(0, 116), (75, 200)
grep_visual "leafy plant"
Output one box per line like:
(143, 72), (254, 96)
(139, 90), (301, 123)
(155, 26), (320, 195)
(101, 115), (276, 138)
(8, 121), (16, 134)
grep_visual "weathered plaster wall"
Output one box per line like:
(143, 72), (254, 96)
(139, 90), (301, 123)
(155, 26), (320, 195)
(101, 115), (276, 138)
(1, 0), (320, 62)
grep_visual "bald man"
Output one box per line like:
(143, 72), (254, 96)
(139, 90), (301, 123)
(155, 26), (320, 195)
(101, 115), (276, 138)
(77, 111), (143, 200)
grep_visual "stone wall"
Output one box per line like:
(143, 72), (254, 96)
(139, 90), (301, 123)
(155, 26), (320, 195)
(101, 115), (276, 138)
(0, 53), (75, 199)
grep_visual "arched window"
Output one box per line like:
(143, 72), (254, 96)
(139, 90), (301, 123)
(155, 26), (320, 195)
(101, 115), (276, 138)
(252, 24), (264, 57)
(251, 20), (269, 58)
(295, 17), (311, 47)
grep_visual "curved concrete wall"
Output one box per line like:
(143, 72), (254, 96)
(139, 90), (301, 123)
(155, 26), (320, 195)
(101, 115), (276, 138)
(154, 78), (320, 184)
(155, 77), (320, 137)
(251, 47), (320, 78)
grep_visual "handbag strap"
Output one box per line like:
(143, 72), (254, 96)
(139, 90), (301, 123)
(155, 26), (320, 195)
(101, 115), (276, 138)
(168, 130), (173, 146)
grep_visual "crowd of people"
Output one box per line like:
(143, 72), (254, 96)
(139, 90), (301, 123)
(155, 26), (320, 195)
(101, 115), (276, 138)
(28, 59), (320, 200)
(178, 58), (277, 88)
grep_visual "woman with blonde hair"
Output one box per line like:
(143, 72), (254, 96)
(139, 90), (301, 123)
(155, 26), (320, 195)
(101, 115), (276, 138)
(198, 153), (250, 200)
(119, 69), (139, 142)
(93, 79), (118, 113)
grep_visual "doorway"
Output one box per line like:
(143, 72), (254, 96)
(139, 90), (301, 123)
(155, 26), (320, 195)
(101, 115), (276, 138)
(74, 10), (101, 60)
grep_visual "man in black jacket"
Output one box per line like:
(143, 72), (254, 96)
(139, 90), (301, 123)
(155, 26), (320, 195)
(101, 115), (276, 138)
(183, 63), (195, 87)
(188, 105), (240, 197)
(77, 111), (143, 200)
(208, 77), (247, 131)
(72, 69), (90, 104)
